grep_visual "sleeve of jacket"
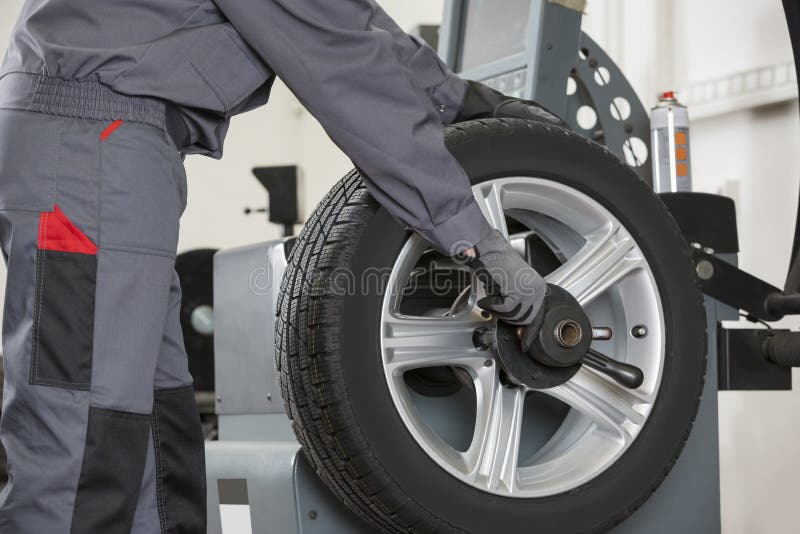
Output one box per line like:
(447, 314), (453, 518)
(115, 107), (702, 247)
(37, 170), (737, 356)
(212, 0), (489, 254)
(361, 1), (466, 124)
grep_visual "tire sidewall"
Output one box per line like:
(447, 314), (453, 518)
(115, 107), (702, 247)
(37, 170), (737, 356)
(339, 122), (706, 533)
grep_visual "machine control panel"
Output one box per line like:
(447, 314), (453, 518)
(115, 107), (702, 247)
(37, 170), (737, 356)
(480, 68), (528, 98)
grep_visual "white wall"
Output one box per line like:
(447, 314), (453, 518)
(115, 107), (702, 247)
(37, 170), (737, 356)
(1, 1), (799, 532)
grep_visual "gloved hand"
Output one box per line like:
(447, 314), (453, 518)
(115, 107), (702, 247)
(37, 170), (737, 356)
(463, 229), (548, 325)
(456, 80), (566, 126)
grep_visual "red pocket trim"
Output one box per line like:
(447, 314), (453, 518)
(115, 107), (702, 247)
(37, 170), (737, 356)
(38, 205), (98, 255)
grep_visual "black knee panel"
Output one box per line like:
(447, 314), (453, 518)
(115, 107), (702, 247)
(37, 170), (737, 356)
(71, 408), (150, 534)
(152, 386), (207, 534)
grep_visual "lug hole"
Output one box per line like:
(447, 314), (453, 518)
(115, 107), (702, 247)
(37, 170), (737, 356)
(632, 324), (648, 338)
(473, 328), (494, 351)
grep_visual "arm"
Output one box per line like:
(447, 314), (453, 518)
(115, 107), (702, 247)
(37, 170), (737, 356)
(213, 0), (485, 254)
(362, 1), (467, 125)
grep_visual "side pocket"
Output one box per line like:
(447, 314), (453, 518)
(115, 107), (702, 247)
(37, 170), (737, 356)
(31, 205), (98, 390)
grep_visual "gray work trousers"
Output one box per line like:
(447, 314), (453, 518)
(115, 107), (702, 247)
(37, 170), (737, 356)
(0, 76), (206, 533)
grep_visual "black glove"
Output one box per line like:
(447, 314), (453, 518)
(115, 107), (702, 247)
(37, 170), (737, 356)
(464, 229), (548, 326)
(455, 80), (567, 126)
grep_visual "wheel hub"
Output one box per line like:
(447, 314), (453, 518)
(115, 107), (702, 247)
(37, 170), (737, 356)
(494, 286), (592, 389)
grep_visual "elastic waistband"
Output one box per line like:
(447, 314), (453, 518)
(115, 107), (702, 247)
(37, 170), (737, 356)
(0, 73), (188, 147)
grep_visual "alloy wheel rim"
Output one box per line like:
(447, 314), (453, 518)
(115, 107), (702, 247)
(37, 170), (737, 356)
(380, 177), (665, 498)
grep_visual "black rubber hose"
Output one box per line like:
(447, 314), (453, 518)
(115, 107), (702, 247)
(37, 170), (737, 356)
(767, 292), (800, 318)
(764, 331), (800, 367)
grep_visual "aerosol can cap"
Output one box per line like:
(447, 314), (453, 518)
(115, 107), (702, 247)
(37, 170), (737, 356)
(655, 90), (685, 108)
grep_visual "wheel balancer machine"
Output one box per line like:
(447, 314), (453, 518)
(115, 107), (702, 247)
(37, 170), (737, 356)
(205, 1), (800, 532)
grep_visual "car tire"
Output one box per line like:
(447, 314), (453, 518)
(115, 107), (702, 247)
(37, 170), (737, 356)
(276, 118), (707, 534)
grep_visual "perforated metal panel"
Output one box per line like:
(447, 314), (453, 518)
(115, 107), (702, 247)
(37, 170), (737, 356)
(566, 33), (653, 186)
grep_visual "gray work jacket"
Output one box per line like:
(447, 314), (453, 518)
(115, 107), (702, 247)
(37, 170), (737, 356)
(1, 0), (275, 158)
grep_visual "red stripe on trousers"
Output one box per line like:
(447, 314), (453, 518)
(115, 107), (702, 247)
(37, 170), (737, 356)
(100, 120), (124, 141)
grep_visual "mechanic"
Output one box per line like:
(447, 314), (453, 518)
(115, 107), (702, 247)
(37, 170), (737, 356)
(0, 1), (553, 532)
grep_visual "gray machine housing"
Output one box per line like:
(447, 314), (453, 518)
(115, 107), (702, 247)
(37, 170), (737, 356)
(206, 1), (723, 532)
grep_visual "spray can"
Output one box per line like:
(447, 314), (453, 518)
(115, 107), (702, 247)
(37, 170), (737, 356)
(650, 91), (692, 193)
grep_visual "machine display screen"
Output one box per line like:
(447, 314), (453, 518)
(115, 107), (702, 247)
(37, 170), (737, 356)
(458, 0), (531, 72)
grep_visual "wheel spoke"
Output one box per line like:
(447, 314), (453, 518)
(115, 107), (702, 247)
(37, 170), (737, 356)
(545, 367), (650, 443)
(387, 235), (431, 292)
(382, 312), (488, 374)
(546, 222), (644, 306)
(474, 183), (509, 239)
(464, 369), (526, 494)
